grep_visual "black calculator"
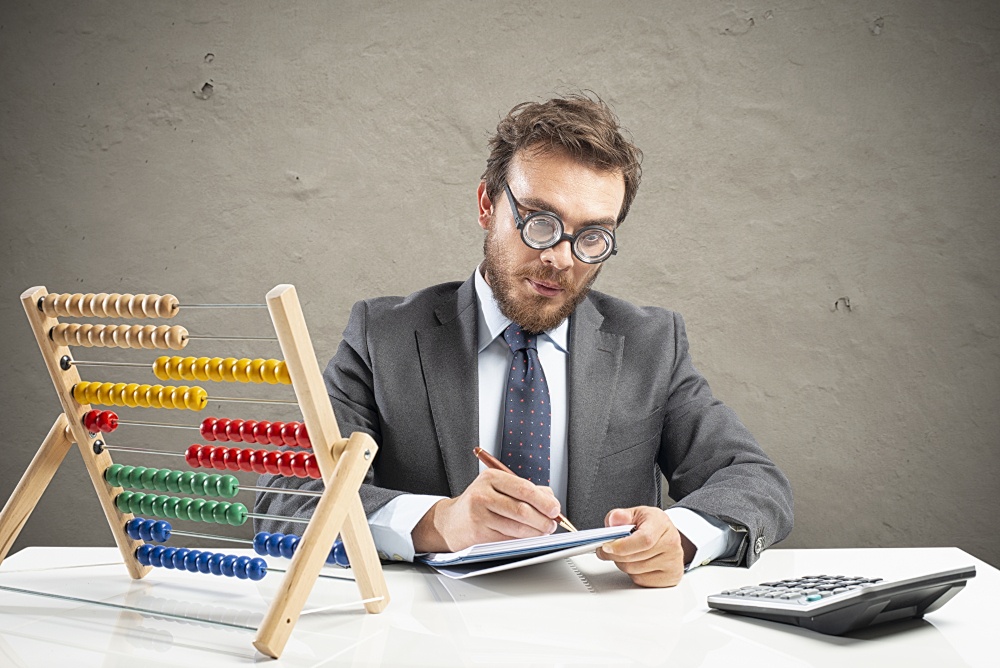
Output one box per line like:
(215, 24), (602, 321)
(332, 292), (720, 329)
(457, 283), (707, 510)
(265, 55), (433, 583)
(707, 566), (976, 635)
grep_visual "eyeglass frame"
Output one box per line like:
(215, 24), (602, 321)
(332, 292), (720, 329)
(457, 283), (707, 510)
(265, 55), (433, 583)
(502, 183), (618, 264)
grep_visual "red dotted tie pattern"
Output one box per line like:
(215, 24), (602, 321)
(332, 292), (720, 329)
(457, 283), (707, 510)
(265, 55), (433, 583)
(499, 324), (551, 485)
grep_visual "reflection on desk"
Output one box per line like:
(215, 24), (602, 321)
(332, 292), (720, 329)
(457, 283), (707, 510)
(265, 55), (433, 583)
(0, 546), (994, 667)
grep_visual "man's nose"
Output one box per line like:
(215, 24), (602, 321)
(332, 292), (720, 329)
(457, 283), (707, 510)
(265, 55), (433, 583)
(539, 239), (574, 271)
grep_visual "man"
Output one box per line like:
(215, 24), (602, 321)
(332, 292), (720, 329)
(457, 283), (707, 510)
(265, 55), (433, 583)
(256, 95), (793, 587)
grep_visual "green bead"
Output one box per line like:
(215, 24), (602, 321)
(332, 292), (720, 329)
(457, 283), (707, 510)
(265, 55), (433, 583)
(151, 494), (168, 516)
(165, 470), (183, 494)
(104, 464), (124, 486)
(129, 466), (147, 489)
(226, 502), (247, 526)
(188, 499), (206, 522)
(162, 495), (178, 519)
(118, 465), (136, 488)
(192, 472), (209, 497)
(201, 500), (219, 523)
(127, 491), (143, 515)
(178, 471), (196, 495)
(139, 468), (157, 491)
(152, 469), (170, 492)
(138, 492), (155, 516)
(212, 502), (229, 524)
(204, 474), (220, 497)
(176, 497), (193, 520)
(217, 475), (239, 499)
(116, 491), (133, 513)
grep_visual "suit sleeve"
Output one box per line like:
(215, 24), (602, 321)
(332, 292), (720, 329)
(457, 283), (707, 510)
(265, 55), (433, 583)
(659, 312), (793, 567)
(252, 299), (404, 536)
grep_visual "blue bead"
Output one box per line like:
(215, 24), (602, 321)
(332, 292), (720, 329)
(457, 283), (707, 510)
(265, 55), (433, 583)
(151, 520), (172, 543)
(196, 552), (212, 574)
(208, 553), (224, 576)
(125, 518), (142, 541)
(252, 532), (270, 556)
(234, 556), (252, 580)
(332, 540), (350, 568)
(138, 519), (154, 542)
(247, 557), (267, 581)
(221, 555), (238, 577)
(265, 533), (283, 558)
(278, 534), (299, 559)
(184, 550), (201, 572)
(149, 545), (167, 568)
(161, 547), (178, 569)
(135, 544), (153, 566)
(171, 547), (190, 570)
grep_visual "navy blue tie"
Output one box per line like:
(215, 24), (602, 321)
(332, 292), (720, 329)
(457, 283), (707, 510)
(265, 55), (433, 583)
(499, 324), (551, 485)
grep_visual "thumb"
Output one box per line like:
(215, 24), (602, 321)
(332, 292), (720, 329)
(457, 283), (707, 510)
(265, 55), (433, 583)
(604, 507), (635, 527)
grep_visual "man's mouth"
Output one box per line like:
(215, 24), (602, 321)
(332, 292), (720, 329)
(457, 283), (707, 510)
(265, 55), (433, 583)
(526, 278), (564, 297)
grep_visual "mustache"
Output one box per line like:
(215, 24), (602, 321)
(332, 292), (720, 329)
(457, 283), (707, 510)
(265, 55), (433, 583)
(517, 266), (572, 289)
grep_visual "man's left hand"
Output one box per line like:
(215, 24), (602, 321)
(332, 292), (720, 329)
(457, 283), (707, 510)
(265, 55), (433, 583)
(596, 506), (695, 588)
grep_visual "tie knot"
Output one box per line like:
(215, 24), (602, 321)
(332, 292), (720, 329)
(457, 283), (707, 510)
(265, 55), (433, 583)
(503, 324), (538, 353)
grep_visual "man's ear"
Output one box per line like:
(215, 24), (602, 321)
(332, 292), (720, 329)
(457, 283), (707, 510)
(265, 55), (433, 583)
(477, 181), (494, 231)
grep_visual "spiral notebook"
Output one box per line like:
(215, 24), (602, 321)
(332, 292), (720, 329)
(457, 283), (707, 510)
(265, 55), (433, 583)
(418, 525), (634, 579)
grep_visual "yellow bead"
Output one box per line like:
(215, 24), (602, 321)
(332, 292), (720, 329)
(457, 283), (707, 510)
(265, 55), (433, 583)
(275, 362), (291, 385)
(123, 383), (140, 408)
(152, 356), (170, 381)
(207, 358), (224, 382)
(233, 359), (251, 383)
(73, 382), (91, 405)
(261, 359), (280, 384)
(193, 357), (211, 382)
(220, 358), (238, 382)
(177, 357), (197, 381)
(97, 382), (116, 405)
(172, 386), (189, 410)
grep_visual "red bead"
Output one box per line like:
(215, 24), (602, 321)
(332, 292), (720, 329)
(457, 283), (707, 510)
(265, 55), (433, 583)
(83, 410), (100, 432)
(304, 455), (320, 479)
(200, 417), (217, 441)
(225, 419), (243, 442)
(222, 447), (242, 471)
(267, 423), (284, 447)
(289, 452), (308, 478)
(280, 422), (298, 447)
(210, 447), (228, 470)
(239, 420), (257, 443)
(252, 421), (271, 445)
(276, 452), (294, 477)
(249, 449), (269, 474)
(295, 423), (311, 449)
(236, 448), (254, 472)
(185, 445), (202, 469)
(262, 450), (281, 475)
(214, 418), (231, 442)
(98, 410), (118, 432)
(197, 445), (215, 468)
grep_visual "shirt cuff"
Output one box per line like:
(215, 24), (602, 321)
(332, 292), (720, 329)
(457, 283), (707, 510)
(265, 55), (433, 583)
(367, 493), (447, 562)
(665, 506), (738, 571)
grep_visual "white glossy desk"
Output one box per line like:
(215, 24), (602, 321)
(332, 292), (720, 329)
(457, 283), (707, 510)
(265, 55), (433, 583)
(0, 546), (993, 666)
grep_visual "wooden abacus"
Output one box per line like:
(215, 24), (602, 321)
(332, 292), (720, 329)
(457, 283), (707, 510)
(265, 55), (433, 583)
(0, 285), (389, 659)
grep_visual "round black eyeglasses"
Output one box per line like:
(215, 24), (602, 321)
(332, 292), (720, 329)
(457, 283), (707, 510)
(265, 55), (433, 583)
(503, 183), (618, 264)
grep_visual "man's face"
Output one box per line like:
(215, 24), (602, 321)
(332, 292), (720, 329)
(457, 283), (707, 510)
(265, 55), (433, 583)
(478, 148), (626, 333)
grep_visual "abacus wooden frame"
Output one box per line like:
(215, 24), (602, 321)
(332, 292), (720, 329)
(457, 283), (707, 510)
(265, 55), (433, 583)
(0, 284), (389, 660)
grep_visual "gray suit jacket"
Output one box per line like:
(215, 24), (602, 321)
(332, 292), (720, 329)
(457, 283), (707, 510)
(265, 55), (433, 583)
(255, 275), (793, 566)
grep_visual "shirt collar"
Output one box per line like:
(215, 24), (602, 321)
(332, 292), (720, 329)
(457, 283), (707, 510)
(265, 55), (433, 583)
(474, 265), (570, 354)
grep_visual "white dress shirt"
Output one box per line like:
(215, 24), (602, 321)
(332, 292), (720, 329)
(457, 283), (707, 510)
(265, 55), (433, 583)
(366, 268), (739, 566)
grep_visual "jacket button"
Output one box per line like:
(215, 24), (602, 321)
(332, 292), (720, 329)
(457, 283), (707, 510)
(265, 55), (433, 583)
(754, 537), (765, 554)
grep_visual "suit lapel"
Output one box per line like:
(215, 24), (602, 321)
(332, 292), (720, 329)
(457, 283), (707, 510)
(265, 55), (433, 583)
(415, 277), (481, 497)
(566, 297), (624, 522)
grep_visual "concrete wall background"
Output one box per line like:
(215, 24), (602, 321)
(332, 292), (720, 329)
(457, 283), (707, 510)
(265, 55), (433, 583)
(1, 1), (997, 567)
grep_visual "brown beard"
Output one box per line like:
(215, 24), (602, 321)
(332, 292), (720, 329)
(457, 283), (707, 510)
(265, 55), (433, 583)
(482, 221), (601, 333)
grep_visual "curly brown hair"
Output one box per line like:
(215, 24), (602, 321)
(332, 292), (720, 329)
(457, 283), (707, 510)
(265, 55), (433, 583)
(481, 94), (643, 225)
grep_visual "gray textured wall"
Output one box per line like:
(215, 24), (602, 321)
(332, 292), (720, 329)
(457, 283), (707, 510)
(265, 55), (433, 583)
(1, 1), (998, 567)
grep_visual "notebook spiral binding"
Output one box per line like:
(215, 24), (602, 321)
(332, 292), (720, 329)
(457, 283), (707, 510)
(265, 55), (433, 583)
(566, 558), (596, 594)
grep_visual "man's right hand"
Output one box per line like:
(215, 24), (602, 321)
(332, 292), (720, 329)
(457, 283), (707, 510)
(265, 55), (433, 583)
(411, 469), (561, 553)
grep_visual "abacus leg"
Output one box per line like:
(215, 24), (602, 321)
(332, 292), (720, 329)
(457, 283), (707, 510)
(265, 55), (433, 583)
(340, 500), (390, 613)
(0, 414), (74, 564)
(253, 433), (381, 659)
